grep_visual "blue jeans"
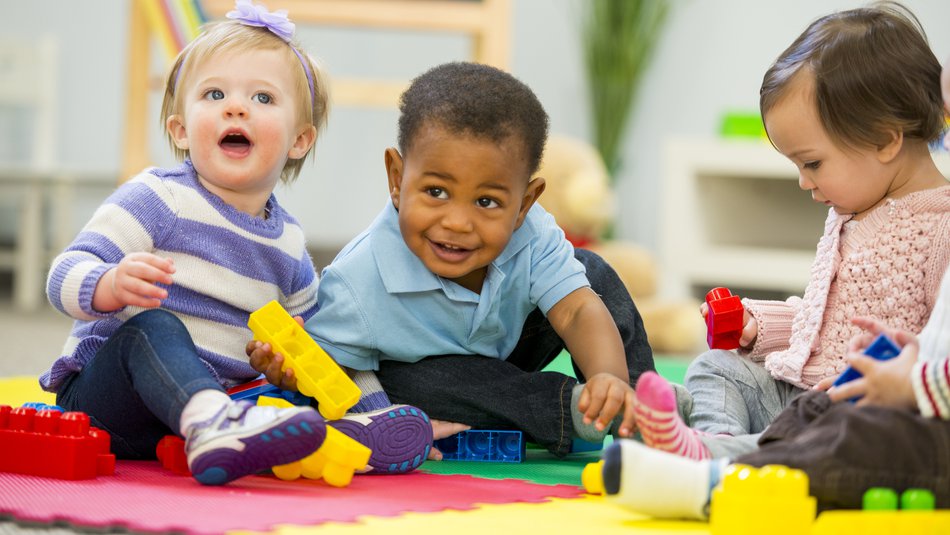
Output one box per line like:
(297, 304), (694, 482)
(375, 248), (656, 457)
(683, 349), (805, 458)
(56, 309), (224, 459)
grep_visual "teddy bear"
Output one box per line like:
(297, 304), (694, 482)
(536, 134), (705, 355)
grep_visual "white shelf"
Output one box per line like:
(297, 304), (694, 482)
(659, 138), (950, 300)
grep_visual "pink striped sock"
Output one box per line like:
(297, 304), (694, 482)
(634, 372), (710, 460)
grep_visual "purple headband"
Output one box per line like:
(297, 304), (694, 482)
(175, 0), (315, 105)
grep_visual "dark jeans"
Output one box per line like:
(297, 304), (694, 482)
(376, 248), (655, 457)
(737, 390), (950, 511)
(56, 309), (224, 459)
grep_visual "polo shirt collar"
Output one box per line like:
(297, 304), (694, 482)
(370, 201), (535, 296)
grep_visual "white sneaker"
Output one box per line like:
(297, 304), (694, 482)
(185, 401), (326, 485)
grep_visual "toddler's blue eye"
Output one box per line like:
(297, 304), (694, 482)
(205, 89), (224, 100)
(254, 93), (272, 104)
(803, 161), (821, 170)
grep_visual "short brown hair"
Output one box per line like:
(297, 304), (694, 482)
(160, 21), (329, 182)
(760, 1), (944, 149)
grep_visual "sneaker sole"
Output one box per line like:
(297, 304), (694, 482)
(330, 406), (432, 474)
(190, 411), (326, 485)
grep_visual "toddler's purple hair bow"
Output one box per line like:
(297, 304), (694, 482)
(226, 0), (295, 42)
(222, 0), (315, 105)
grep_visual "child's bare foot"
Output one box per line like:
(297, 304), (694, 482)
(428, 419), (471, 460)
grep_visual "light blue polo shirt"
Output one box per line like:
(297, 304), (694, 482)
(305, 201), (590, 371)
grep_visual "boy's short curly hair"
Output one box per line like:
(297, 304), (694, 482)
(397, 62), (550, 176)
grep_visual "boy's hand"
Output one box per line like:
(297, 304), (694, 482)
(578, 372), (637, 438)
(245, 315), (305, 391)
(427, 419), (472, 461)
(94, 253), (175, 312)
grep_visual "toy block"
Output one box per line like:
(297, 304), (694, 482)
(434, 430), (525, 463)
(156, 435), (191, 476)
(0, 405), (115, 480)
(570, 437), (604, 453)
(248, 301), (361, 420)
(227, 377), (314, 406)
(226, 377), (280, 402)
(709, 464), (816, 535)
(863, 487), (937, 511)
(21, 402), (64, 412)
(258, 396), (369, 487)
(832, 334), (901, 401)
(705, 287), (743, 350)
(812, 510), (950, 535)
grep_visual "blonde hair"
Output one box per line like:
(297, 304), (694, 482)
(160, 20), (329, 182)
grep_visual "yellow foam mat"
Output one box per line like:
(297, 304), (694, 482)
(0, 376), (55, 407)
(233, 495), (710, 535)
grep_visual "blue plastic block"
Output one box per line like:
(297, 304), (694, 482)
(434, 430), (525, 463)
(570, 437), (604, 453)
(832, 334), (901, 401)
(20, 402), (64, 412)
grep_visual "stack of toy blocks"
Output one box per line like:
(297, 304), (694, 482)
(812, 487), (950, 534)
(705, 287), (744, 350)
(0, 405), (115, 479)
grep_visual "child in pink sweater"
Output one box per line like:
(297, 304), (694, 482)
(634, 2), (950, 460)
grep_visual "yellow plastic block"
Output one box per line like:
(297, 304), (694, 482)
(812, 510), (950, 535)
(710, 464), (816, 535)
(248, 301), (361, 420)
(258, 397), (370, 487)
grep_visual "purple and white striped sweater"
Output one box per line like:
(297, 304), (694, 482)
(40, 161), (318, 392)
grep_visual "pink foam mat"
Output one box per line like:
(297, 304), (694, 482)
(0, 461), (584, 534)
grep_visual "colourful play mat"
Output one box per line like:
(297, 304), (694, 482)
(0, 359), (711, 534)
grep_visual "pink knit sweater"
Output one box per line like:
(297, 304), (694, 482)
(740, 185), (950, 388)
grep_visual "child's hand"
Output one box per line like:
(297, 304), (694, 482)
(245, 315), (305, 391)
(699, 303), (757, 348)
(812, 375), (837, 391)
(94, 253), (175, 311)
(427, 419), (472, 461)
(826, 316), (918, 409)
(578, 372), (637, 438)
(827, 342), (918, 409)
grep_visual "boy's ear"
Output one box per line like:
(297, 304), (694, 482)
(166, 115), (189, 150)
(876, 129), (903, 164)
(289, 125), (317, 159)
(384, 147), (404, 209)
(515, 177), (546, 228)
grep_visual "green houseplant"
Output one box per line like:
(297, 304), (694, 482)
(582, 0), (670, 178)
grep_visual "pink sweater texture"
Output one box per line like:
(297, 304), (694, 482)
(740, 185), (950, 389)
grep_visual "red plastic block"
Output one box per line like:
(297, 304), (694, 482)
(156, 435), (191, 476)
(0, 405), (115, 479)
(706, 287), (744, 350)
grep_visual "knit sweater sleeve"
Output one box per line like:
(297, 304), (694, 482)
(46, 171), (173, 321)
(913, 358), (950, 419)
(738, 296), (801, 362)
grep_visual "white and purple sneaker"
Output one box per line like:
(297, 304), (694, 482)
(185, 401), (326, 485)
(330, 405), (432, 474)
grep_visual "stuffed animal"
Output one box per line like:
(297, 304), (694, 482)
(537, 135), (704, 354)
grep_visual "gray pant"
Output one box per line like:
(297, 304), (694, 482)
(676, 349), (805, 458)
